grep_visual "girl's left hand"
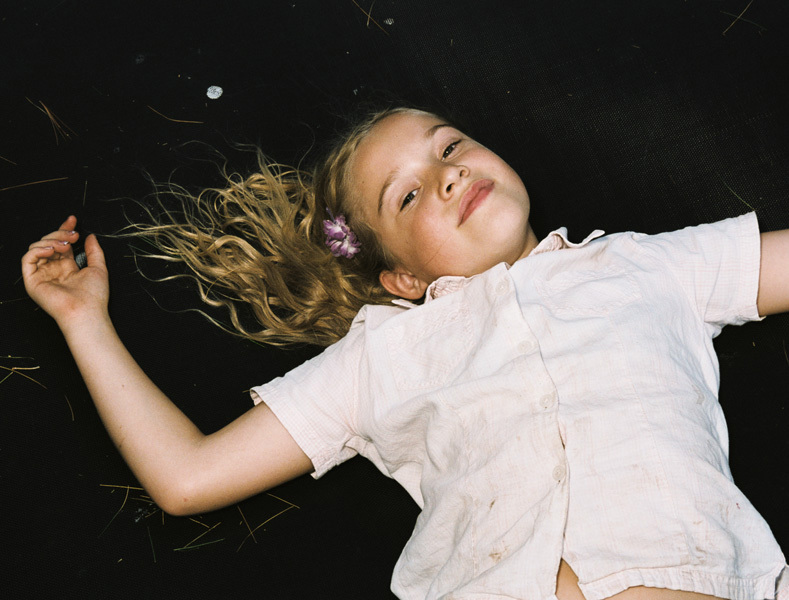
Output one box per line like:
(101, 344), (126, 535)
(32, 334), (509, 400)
(21, 215), (110, 329)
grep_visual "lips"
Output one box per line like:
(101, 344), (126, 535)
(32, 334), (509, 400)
(458, 179), (494, 225)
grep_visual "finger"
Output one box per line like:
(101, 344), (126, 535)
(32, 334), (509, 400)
(21, 245), (56, 280)
(39, 228), (79, 244)
(57, 215), (77, 231)
(29, 237), (74, 255)
(84, 234), (107, 270)
(23, 245), (56, 263)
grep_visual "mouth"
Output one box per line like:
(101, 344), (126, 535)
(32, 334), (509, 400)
(458, 179), (494, 225)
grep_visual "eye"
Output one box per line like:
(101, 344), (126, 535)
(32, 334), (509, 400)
(400, 189), (418, 210)
(442, 140), (460, 160)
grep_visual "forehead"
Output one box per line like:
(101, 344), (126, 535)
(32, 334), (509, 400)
(359, 111), (449, 157)
(348, 112), (450, 207)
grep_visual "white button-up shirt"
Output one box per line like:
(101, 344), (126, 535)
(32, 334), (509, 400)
(253, 213), (787, 600)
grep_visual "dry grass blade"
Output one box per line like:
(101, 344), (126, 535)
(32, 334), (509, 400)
(722, 0), (755, 35)
(100, 484), (145, 491)
(147, 105), (204, 124)
(236, 505), (296, 552)
(720, 10), (766, 31)
(173, 538), (224, 551)
(0, 364), (47, 388)
(64, 394), (75, 421)
(0, 177), (69, 193)
(147, 525), (157, 563)
(719, 177), (755, 211)
(237, 505), (257, 544)
(26, 97), (76, 144)
(266, 492), (300, 509)
(178, 521), (222, 549)
(350, 0), (389, 36)
(99, 485), (131, 537)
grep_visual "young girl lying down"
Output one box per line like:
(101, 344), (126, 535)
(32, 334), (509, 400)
(22, 107), (789, 600)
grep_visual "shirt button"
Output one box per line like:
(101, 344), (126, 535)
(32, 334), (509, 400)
(518, 341), (534, 354)
(539, 393), (556, 409)
(694, 386), (705, 405)
(552, 465), (566, 482)
(495, 280), (508, 295)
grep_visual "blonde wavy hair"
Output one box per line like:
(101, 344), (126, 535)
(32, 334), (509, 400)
(126, 107), (426, 347)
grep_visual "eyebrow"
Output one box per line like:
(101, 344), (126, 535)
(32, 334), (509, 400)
(376, 122), (453, 215)
(424, 122), (452, 139)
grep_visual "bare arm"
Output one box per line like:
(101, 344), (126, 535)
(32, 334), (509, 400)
(758, 229), (789, 316)
(22, 217), (313, 516)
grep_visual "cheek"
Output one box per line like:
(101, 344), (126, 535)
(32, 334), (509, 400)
(409, 214), (453, 254)
(391, 218), (454, 279)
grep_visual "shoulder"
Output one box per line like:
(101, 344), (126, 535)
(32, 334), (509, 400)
(351, 302), (412, 331)
(613, 212), (759, 253)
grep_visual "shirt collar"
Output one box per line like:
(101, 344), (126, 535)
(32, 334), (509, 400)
(391, 227), (606, 308)
(530, 227), (606, 255)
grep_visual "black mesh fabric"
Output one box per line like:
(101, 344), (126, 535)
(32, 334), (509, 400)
(3, 2), (787, 598)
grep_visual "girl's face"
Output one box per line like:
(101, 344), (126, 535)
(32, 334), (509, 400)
(349, 111), (538, 299)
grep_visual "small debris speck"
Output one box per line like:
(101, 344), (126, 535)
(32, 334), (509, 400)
(384, 18), (394, 25)
(206, 85), (223, 100)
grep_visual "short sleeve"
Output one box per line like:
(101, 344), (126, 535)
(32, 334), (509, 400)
(633, 212), (763, 333)
(249, 326), (366, 479)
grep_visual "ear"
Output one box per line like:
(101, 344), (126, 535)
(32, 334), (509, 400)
(379, 266), (429, 300)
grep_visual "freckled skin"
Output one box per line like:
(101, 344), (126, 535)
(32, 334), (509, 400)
(349, 111), (538, 298)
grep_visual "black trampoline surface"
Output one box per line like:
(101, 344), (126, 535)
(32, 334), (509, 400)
(2, 1), (788, 599)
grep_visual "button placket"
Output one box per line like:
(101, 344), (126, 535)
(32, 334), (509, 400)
(518, 340), (534, 354)
(539, 393), (556, 409)
(693, 386), (705, 405)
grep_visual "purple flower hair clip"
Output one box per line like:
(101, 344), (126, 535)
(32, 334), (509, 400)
(322, 210), (361, 259)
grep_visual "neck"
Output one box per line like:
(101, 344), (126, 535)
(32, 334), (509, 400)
(519, 224), (540, 261)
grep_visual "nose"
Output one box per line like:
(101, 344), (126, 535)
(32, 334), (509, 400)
(438, 164), (469, 200)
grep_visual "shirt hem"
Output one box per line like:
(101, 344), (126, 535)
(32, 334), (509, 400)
(579, 564), (787, 600)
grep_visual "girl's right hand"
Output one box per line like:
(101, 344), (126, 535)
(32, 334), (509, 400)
(21, 215), (110, 327)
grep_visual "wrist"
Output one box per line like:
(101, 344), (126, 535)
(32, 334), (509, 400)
(58, 308), (114, 341)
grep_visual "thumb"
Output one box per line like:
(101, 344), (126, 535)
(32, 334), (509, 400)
(84, 234), (107, 270)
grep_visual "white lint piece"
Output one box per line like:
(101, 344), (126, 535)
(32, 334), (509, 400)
(206, 85), (223, 100)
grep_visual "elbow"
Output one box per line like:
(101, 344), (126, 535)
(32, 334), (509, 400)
(149, 474), (207, 517)
(157, 493), (200, 518)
